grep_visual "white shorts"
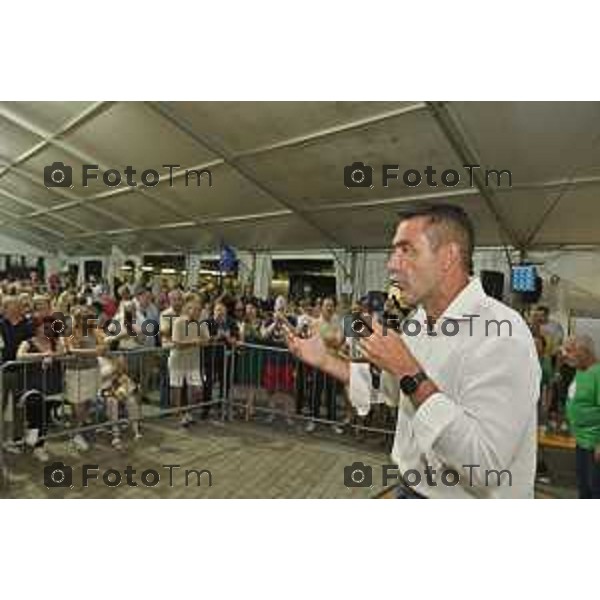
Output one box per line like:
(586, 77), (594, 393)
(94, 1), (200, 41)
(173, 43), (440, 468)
(169, 369), (202, 388)
(66, 368), (99, 404)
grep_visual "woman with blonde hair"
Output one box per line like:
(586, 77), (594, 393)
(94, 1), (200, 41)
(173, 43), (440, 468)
(169, 298), (209, 427)
(99, 354), (142, 450)
(63, 306), (105, 451)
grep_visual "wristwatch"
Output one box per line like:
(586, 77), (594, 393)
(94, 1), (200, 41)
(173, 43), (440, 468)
(399, 371), (429, 396)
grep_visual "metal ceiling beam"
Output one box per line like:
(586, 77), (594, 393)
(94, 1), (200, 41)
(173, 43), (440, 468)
(522, 126), (600, 248)
(0, 105), (185, 252)
(0, 186), (78, 234)
(510, 174), (600, 193)
(0, 101), (113, 179)
(0, 168), (109, 254)
(228, 102), (428, 159)
(1, 221), (58, 248)
(148, 101), (353, 255)
(67, 209), (295, 239)
(426, 101), (523, 250)
(308, 187), (477, 213)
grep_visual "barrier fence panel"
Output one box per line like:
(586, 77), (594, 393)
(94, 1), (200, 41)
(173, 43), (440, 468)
(228, 342), (398, 437)
(0, 344), (229, 475)
(1, 341), (397, 489)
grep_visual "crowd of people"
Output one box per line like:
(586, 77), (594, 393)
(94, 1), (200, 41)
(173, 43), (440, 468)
(0, 274), (403, 464)
(1, 273), (599, 497)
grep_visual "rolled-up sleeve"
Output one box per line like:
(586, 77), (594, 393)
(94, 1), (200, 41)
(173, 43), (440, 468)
(411, 334), (541, 486)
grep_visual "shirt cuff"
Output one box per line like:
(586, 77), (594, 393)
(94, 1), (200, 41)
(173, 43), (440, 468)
(412, 393), (458, 453)
(349, 362), (372, 416)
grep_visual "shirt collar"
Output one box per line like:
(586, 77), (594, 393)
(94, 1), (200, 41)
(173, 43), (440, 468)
(417, 277), (488, 322)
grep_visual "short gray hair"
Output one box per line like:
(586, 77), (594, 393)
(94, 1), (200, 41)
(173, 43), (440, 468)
(569, 334), (596, 356)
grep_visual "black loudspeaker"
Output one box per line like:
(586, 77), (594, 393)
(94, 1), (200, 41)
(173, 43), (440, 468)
(520, 276), (543, 304)
(84, 260), (103, 281)
(480, 270), (505, 301)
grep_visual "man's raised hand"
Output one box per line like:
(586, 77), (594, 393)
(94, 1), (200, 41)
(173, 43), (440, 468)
(285, 327), (328, 370)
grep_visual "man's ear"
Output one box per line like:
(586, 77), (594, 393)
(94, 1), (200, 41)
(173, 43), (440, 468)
(440, 242), (461, 273)
(440, 242), (459, 273)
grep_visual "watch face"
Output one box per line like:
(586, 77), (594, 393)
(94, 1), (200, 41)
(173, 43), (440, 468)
(400, 375), (418, 395)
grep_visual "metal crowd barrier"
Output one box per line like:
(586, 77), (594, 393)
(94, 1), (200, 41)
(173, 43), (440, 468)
(0, 340), (397, 489)
(0, 343), (229, 486)
(228, 342), (398, 437)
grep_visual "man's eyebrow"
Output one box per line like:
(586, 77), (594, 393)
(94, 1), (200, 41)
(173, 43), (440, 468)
(393, 240), (412, 249)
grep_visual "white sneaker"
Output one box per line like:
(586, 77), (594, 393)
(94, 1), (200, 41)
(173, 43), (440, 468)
(25, 428), (39, 447)
(305, 421), (316, 433)
(5, 441), (22, 454)
(33, 446), (50, 462)
(111, 437), (123, 450)
(72, 433), (89, 452)
(332, 424), (344, 435)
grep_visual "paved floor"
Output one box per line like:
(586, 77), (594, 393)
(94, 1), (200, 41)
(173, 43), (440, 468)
(1, 416), (578, 499)
(1, 419), (392, 499)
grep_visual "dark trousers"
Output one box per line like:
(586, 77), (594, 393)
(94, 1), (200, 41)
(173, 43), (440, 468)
(203, 348), (230, 419)
(2, 369), (25, 441)
(159, 353), (170, 410)
(295, 363), (313, 415)
(311, 371), (338, 422)
(21, 391), (50, 447)
(575, 445), (600, 499)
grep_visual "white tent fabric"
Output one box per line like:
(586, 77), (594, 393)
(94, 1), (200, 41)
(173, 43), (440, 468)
(1, 101), (599, 256)
(351, 251), (389, 299)
(185, 253), (203, 287)
(0, 232), (44, 256)
(2, 101), (600, 315)
(334, 249), (353, 297)
(536, 251), (600, 299)
(253, 252), (273, 300)
(236, 250), (254, 290)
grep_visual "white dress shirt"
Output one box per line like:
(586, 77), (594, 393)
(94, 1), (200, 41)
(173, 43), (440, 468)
(349, 278), (541, 499)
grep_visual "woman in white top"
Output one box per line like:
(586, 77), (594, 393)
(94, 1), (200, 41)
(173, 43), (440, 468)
(169, 298), (209, 427)
(63, 306), (106, 452)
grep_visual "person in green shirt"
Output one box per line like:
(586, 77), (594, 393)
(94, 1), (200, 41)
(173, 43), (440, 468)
(562, 335), (600, 498)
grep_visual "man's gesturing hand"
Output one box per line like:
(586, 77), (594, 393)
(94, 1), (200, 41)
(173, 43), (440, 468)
(359, 316), (421, 378)
(286, 328), (328, 370)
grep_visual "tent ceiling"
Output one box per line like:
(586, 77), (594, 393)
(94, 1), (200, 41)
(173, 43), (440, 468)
(0, 101), (599, 255)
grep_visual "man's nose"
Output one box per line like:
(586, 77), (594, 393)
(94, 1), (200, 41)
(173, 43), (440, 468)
(388, 254), (406, 276)
(386, 253), (397, 273)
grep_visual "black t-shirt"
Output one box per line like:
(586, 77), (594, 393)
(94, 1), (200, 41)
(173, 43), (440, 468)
(0, 317), (34, 362)
(209, 316), (239, 341)
(262, 314), (297, 348)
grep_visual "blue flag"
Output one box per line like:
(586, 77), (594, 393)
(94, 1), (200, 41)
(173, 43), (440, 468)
(219, 244), (238, 273)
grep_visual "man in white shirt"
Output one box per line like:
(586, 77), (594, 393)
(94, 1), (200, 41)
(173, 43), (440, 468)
(287, 204), (541, 499)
